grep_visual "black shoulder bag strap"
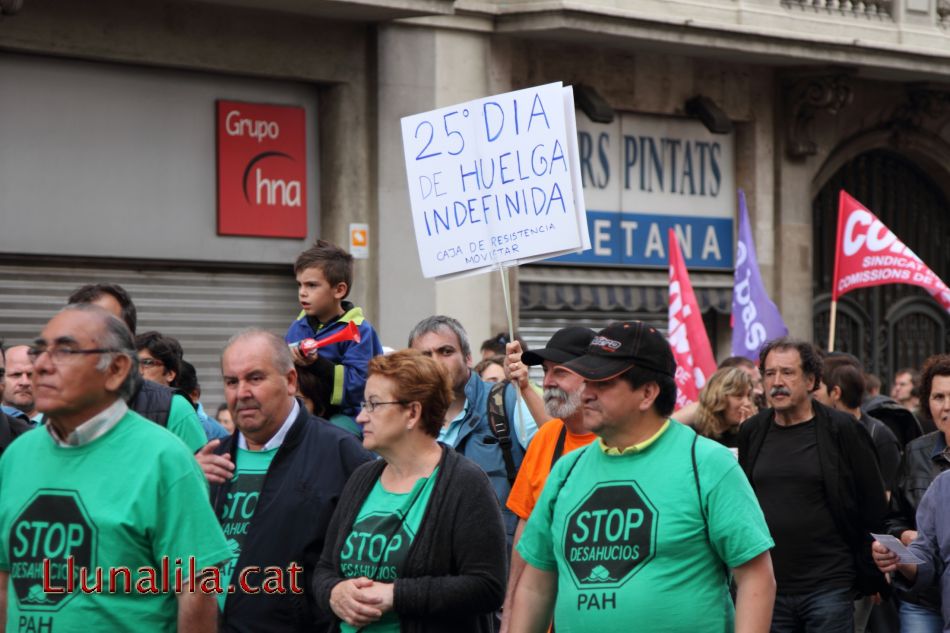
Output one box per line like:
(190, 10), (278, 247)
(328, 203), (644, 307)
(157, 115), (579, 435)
(549, 424), (568, 470)
(692, 433), (731, 581)
(691, 433), (708, 527)
(488, 381), (518, 485)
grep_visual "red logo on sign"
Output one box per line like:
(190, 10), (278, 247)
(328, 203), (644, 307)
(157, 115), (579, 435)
(217, 101), (307, 238)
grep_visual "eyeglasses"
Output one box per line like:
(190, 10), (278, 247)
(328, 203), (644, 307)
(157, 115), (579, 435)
(138, 358), (164, 368)
(360, 400), (408, 413)
(28, 344), (121, 364)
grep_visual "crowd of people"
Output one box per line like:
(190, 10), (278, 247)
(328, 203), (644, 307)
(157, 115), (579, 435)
(0, 238), (948, 633)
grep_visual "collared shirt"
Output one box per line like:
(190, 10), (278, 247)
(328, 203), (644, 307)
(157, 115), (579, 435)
(1, 405), (34, 425)
(439, 398), (470, 448)
(238, 399), (299, 451)
(438, 391), (537, 450)
(46, 399), (129, 447)
(931, 431), (950, 466)
(597, 419), (671, 455)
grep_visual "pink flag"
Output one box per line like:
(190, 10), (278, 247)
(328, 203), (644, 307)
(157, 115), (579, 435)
(669, 229), (717, 408)
(832, 191), (950, 312)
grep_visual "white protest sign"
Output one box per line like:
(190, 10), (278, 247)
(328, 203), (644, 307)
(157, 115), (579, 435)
(401, 82), (588, 279)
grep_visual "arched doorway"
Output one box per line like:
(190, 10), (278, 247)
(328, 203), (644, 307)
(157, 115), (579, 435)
(813, 149), (950, 384)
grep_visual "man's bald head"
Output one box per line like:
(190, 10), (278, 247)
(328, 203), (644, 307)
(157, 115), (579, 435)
(223, 329), (294, 374)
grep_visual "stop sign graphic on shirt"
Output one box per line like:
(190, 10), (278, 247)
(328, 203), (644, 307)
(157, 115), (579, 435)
(9, 490), (97, 610)
(563, 482), (657, 589)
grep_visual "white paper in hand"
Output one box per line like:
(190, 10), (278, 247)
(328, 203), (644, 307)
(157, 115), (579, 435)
(871, 533), (925, 564)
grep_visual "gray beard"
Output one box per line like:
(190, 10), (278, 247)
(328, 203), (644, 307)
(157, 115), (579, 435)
(544, 387), (582, 419)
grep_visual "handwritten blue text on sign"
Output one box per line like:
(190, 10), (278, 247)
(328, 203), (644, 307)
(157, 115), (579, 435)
(402, 83), (585, 278)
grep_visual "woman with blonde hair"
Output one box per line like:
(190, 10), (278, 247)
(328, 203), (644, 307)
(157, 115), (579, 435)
(696, 366), (756, 449)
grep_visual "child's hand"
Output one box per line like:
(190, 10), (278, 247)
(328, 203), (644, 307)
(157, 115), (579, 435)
(291, 344), (319, 366)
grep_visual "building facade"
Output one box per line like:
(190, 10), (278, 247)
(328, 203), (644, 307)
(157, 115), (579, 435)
(2, 0), (949, 402)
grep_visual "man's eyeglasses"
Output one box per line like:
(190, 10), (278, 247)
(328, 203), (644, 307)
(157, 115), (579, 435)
(28, 344), (122, 364)
(360, 400), (408, 413)
(138, 358), (164, 368)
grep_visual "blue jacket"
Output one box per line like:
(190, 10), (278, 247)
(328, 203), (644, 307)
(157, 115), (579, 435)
(196, 402), (230, 442)
(454, 371), (527, 548)
(902, 470), (950, 629)
(285, 302), (383, 419)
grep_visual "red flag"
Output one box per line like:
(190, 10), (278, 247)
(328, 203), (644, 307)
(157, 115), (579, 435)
(832, 191), (950, 312)
(668, 229), (717, 408)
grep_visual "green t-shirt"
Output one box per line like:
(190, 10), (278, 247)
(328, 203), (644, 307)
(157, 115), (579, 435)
(0, 411), (231, 633)
(517, 421), (773, 633)
(168, 394), (209, 453)
(217, 447), (278, 610)
(339, 468), (439, 633)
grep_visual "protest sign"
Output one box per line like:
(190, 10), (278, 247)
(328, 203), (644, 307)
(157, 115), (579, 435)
(731, 189), (787, 360)
(669, 230), (717, 408)
(401, 82), (589, 279)
(832, 191), (950, 311)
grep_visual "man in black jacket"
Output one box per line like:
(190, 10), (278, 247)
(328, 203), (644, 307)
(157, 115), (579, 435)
(738, 337), (887, 633)
(0, 410), (31, 458)
(208, 329), (373, 633)
(0, 346), (33, 455)
(815, 357), (901, 495)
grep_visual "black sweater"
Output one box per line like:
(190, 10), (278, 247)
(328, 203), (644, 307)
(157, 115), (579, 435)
(313, 444), (506, 633)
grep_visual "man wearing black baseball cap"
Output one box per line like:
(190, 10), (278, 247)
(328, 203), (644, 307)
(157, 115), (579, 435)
(509, 321), (776, 633)
(499, 327), (596, 632)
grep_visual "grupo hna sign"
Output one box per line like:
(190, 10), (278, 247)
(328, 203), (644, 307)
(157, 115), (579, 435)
(216, 100), (307, 238)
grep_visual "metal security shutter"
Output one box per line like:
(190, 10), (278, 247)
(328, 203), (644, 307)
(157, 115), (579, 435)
(0, 258), (298, 411)
(518, 265), (733, 381)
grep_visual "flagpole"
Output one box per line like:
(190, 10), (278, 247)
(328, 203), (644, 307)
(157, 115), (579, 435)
(827, 299), (837, 352)
(497, 261), (525, 442)
(829, 190), (846, 353)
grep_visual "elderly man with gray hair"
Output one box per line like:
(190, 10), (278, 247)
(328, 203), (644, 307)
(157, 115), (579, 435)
(0, 304), (231, 633)
(205, 328), (372, 633)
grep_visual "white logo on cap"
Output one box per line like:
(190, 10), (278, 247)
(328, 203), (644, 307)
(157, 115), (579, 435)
(591, 336), (622, 352)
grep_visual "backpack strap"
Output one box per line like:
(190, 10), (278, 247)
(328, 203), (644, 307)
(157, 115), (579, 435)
(549, 423), (568, 471)
(691, 432), (708, 525)
(488, 381), (518, 485)
(692, 432), (731, 581)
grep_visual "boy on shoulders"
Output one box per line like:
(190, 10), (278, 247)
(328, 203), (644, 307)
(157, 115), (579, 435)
(286, 240), (383, 425)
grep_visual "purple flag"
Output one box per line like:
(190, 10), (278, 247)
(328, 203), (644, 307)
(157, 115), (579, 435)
(732, 190), (788, 360)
